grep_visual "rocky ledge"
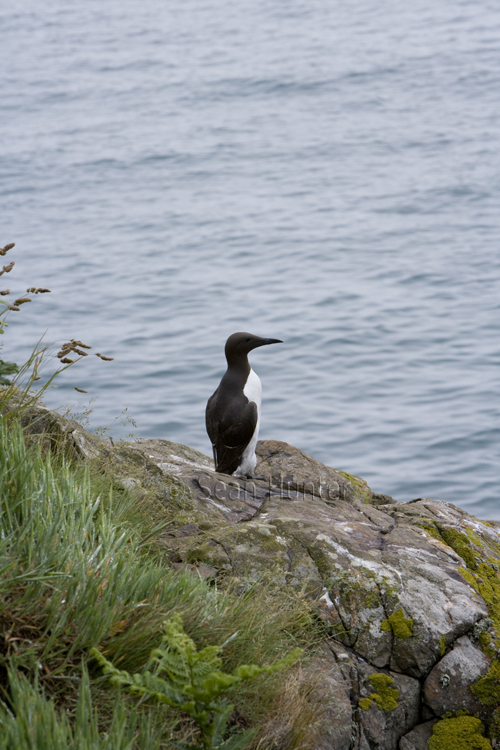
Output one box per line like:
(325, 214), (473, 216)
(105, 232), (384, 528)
(21, 403), (500, 749)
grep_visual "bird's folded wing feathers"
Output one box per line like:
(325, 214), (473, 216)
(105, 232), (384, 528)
(211, 401), (258, 475)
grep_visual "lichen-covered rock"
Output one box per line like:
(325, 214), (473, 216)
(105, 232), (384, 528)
(15, 401), (500, 750)
(399, 720), (438, 750)
(423, 635), (492, 719)
(359, 673), (400, 712)
(166, 478), (491, 679)
(254, 439), (371, 503)
(356, 664), (420, 749)
(471, 658), (500, 708)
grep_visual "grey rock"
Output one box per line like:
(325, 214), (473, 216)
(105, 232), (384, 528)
(423, 635), (492, 719)
(302, 646), (353, 750)
(254, 439), (372, 504)
(371, 492), (398, 507)
(399, 720), (438, 750)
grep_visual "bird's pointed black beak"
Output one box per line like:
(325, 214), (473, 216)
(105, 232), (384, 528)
(257, 338), (283, 346)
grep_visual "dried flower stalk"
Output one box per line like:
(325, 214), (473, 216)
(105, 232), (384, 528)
(0, 262), (15, 276)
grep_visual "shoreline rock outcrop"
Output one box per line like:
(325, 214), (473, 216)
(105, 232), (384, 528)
(18, 402), (500, 749)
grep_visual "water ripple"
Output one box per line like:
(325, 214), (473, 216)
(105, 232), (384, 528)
(2, 0), (499, 516)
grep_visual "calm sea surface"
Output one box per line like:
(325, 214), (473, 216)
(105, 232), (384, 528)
(2, 0), (499, 517)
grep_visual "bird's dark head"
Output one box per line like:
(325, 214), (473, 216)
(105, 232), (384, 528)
(224, 332), (283, 362)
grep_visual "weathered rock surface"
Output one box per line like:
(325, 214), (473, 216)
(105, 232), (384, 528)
(423, 635), (492, 719)
(298, 645), (353, 750)
(399, 720), (438, 750)
(15, 401), (500, 749)
(357, 659), (420, 749)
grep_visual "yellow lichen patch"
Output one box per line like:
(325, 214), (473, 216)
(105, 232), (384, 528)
(440, 634), (446, 656)
(359, 697), (373, 710)
(380, 608), (414, 639)
(479, 631), (491, 646)
(439, 528), (478, 570)
(458, 566), (478, 591)
(465, 527), (484, 548)
(338, 471), (372, 503)
(437, 528), (500, 649)
(471, 659), (500, 706)
(428, 716), (492, 750)
(366, 673), (399, 711)
(418, 519), (442, 541)
(484, 534), (500, 560)
(472, 562), (500, 644)
(457, 559), (500, 649)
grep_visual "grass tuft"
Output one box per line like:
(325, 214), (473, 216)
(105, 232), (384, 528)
(0, 417), (319, 747)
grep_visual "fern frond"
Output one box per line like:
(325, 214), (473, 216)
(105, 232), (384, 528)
(193, 670), (241, 701)
(92, 615), (302, 750)
(209, 703), (234, 746)
(218, 728), (257, 750)
(233, 647), (303, 679)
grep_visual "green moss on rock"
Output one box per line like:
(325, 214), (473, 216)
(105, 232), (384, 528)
(479, 631), (491, 646)
(366, 673), (399, 711)
(471, 659), (500, 706)
(458, 566), (478, 591)
(419, 519), (443, 541)
(440, 528), (478, 570)
(362, 587), (381, 609)
(440, 633), (447, 656)
(471, 562), (500, 644)
(325, 569), (381, 609)
(465, 527), (484, 548)
(380, 608), (414, 639)
(338, 471), (372, 503)
(428, 716), (492, 750)
(489, 707), (500, 740)
(438, 528), (500, 648)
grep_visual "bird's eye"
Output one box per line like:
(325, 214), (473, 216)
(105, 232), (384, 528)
(245, 338), (250, 342)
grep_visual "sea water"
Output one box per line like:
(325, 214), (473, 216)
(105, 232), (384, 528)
(2, 0), (499, 517)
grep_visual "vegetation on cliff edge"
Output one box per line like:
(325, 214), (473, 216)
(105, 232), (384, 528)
(0, 417), (318, 749)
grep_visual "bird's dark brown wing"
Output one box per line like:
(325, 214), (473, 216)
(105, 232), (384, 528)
(206, 397), (258, 475)
(205, 390), (219, 447)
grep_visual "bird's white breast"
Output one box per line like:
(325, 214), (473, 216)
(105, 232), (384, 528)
(235, 369), (262, 477)
(243, 368), (262, 411)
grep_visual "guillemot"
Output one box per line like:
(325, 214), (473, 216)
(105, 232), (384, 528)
(206, 332), (282, 477)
